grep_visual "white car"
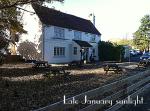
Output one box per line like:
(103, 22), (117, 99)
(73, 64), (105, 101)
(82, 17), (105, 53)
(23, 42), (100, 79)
(130, 50), (138, 56)
(140, 52), (150, 61)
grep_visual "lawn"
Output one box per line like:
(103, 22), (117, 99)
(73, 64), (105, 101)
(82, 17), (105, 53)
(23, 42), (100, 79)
(0, 63), (143, 111)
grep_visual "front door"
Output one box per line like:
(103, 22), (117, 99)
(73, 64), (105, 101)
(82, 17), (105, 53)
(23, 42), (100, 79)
(81, 48), (89, 63)
(85, 48), (89, 62)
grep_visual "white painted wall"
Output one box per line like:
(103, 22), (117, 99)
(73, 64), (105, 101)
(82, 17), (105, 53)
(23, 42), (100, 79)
(43, 25), (101, 63)
(65, 29), (74, 40)
(90, 43), (99, 60)
(44, 25), (101, 42)
(124, 46), (130, 59)
(44, 39), (72, 63)
(44, 25), (54, 39)
(72, 41), (82, 61)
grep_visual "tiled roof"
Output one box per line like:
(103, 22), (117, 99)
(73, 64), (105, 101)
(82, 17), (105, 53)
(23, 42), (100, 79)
(32, 4), (101, 35)
(73, 40), (92, 47)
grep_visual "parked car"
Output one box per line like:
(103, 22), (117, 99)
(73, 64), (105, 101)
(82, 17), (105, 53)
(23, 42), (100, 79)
(130, 50), (138, 56)
(140, 52), (150, 61)
(135, 49), (143, 55)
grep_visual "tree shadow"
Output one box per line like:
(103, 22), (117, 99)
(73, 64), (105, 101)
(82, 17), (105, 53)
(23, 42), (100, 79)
(0, 73), (99, 111)
(0, 68), (48, 77)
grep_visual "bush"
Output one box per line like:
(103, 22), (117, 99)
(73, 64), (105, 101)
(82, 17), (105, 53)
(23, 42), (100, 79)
(98, 41), (124, 62)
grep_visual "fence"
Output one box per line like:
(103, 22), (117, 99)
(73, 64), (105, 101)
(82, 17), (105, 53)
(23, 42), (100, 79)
(34, 70), (150, 111)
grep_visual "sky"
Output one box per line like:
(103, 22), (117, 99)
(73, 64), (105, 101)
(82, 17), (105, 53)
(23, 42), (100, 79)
(22, 0), (150, 41)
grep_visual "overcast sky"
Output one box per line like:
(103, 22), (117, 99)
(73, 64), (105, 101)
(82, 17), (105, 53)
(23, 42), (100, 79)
(22, 0), (150, 41)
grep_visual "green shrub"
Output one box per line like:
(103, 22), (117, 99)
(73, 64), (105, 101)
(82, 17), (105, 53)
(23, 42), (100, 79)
(98, 41), (124, 62)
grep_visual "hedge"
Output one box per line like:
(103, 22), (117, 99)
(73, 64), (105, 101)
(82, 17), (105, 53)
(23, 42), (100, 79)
(98, 41), (124, 62)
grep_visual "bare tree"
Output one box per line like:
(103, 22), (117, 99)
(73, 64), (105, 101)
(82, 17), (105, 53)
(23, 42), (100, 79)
(17, 40), (40, 60)
(0, 0), (64, 10)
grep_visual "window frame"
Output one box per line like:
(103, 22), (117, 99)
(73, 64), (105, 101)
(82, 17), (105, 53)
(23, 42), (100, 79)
(91, 34), (96, 42)
(74, 31), (82, 40)
(54, 47), (65, 56)
(73, 47), (77, 55)
(54, 26), (65, 39)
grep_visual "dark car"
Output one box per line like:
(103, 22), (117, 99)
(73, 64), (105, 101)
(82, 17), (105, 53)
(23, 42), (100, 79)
(140, 52), (150, 61)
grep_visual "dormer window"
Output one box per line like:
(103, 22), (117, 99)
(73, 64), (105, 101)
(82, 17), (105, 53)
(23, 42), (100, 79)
(54, 26), (64, 38)
(74, 31), (81, 40)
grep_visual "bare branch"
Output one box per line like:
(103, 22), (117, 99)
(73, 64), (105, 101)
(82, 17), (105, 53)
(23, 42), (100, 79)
(0, 0), (64, 10)
(16, 6), (35, 14)
(0, 0), (37, 10)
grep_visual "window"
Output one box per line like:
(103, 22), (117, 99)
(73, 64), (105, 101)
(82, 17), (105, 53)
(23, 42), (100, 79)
(54, 26), (64, 38)
(73, 47), (77, 55)
(91, 34), (96, 42)
(68, 29), (72, 31)
(54, 47), (65, 56)
(74, 31), (81, 40)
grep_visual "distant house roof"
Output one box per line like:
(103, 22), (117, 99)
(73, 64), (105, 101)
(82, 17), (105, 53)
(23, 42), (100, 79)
(32, 4), (101, 35)
(73, 40), (92, 47)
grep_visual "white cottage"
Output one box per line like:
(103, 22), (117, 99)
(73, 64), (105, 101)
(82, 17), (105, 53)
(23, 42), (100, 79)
(33, 4), (101, 64)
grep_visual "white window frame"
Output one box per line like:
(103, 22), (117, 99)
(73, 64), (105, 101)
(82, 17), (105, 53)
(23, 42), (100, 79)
(54, 26), (65, 38)
(74, 31), (81, 40)
(91, 34), (96, 42)
(54, 47), (65, 56)
(73, 47), (77, 55)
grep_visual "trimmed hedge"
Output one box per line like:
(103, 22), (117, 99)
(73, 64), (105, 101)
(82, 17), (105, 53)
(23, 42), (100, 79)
(98, 41), (124, 62)
(4, 55), (25, 63)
